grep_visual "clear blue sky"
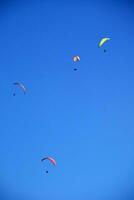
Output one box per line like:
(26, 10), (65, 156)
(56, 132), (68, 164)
(1, 0), (134, 199)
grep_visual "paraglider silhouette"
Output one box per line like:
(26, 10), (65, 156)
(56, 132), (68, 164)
(13, 82), (27, 96)
(98, 37), (110, 52)
(41, 156), (56, 174)
(73, 56), (80, 71)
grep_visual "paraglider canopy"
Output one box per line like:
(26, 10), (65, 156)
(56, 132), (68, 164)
(98, 37), (110, 48)
(13, 82), (26, 94)
(41, 157), (56, 166)
(73, 56), (80, 62)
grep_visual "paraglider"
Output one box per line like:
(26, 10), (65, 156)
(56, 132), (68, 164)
(73, 56), (80, 71)
(13, 82), (26, 96)
(98, 37), (110, 52)
(41, 156), (56, 173)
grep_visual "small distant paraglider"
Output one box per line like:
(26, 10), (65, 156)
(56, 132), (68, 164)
(13, 82), (26, 96)
(73, 56), (80, 71)
(41, 156), (56, 174)
(98, 37), (110, 52)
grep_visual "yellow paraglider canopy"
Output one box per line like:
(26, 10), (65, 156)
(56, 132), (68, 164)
(98, 37), (110, 48)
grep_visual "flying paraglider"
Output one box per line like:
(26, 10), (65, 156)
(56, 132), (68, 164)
(41, 156), (56, 174)
(73, 56), (80, 71)
(98, 37), (110, 52)
(13, 82), (26, 95)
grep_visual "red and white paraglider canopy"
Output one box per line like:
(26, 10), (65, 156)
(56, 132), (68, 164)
(41, 157), (56, 166)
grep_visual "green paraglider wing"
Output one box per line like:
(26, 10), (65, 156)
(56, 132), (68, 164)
(98, 37), (110, 48)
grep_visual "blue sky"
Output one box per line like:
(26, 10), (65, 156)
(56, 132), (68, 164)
(1, 0), (134, 199)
